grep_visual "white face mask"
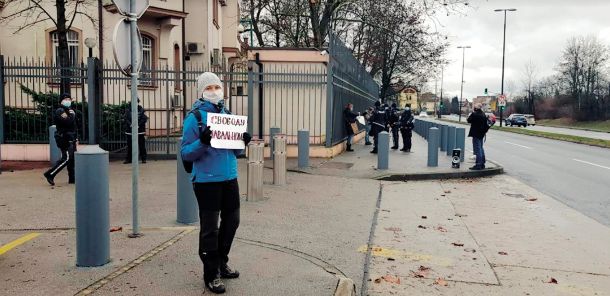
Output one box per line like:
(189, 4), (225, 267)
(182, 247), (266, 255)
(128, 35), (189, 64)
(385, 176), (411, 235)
(203, 89), (224, 105)
(61, 100), (72, 108)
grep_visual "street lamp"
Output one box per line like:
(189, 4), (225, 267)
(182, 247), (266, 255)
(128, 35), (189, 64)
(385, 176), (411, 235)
(495, 8), (517, 127)
(457, 45), (471, 123)
(85, 38), (97, 58)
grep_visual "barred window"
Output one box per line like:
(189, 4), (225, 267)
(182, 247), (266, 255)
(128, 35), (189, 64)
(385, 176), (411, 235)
(51, 30), (79, 67)
(141, 35), (154, 86)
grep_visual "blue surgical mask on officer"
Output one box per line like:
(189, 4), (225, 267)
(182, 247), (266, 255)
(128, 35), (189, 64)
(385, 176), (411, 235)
(61, 99), (72, 108)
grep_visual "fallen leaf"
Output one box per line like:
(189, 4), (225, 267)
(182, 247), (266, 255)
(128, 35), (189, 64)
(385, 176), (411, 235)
(421, 216), (428, 219)
(387, 257), (395, 261)
(464, 248), (477, 253)
(440, 194), (446, 197)
(434, 278), (448, 286)
(455, 213), (467, 217)
(382, 209), (391, 212)
(436, 226), (448, 232)
(385, 227), (402, 232)
(526, 198), (538, 202)
(451, 242), (464, 247)
(381, 275), (401, 284)
(545, 278), (558, 284)
(374, 278), (382, 284)
(109, 226), (123, 232)
(417, 225), (427, 229)
(411, 266), (430, 278)
(498, 251), (508, 255)
(444, 190), (451, 193)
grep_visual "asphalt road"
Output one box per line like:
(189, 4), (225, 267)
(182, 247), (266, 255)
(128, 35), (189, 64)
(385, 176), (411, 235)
(430, 117), (610, 227)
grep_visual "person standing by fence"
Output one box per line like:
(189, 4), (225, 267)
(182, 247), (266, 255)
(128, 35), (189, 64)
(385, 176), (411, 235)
(181, 72), (252, 294)
(389, 103), (400, 150)
(123, 99), (148, 164)
(343, 103), (358, 152)
(369, 101), (388, 154)
(43, 94), (77, 186)
(399, 107), (415, 152)
(363, 107), (374, 145)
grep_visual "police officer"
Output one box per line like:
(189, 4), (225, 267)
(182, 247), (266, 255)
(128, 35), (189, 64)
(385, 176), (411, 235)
(181, 72), (251, 294)
(388, 103), (400, 150)
(123, 99), (148, 164)
(369, 101), (388, 154)
(399, 107), (415, 152)
(43, 93), (77, 186)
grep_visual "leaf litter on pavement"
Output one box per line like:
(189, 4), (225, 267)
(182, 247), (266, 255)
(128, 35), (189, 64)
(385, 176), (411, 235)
(434, 277), (449, 286)
(411, 266), (431, 278)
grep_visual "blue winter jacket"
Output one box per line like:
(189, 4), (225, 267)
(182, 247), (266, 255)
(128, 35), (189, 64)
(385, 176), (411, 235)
(181, 99), (243, 183)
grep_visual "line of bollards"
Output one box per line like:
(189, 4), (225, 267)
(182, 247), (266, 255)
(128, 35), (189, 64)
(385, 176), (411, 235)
(413, 119), (467, 167)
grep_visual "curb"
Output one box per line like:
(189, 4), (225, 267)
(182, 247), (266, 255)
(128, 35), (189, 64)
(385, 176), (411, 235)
(334, 277), (357, 296)
(374, 165), (504, 182)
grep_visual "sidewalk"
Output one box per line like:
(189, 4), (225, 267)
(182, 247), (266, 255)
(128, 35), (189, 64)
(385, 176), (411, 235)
(1, 138), (610, 295)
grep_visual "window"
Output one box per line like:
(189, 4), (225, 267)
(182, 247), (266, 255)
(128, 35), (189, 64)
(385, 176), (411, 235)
(213, 0), (219, 29)
(50, 30), (80, 83)
(141, 35), (154, 86)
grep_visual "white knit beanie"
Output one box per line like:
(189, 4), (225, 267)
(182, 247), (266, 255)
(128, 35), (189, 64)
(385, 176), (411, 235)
(196, 72), (222, 97)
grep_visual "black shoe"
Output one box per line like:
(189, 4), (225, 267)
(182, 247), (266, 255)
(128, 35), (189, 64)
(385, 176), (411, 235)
(469, 166), (483, 170)
(123, 160), (131, 164)
(43, 172), (55, 186)
(141, 159), (147, 163)
(400, 148), (407, 152)
(391, 146), (398, 150)
(205, 278), (226, 294)
(370, 150), (378, 154)
(220, 264), (240, 279)
(365, 142), (372, 146)
(68, 179), (75, 184)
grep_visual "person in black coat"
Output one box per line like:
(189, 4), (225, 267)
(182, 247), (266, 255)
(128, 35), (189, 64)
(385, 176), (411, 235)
(123, 99), (148, 164)
(43, 93), (77, 186)
(388, 103), (400, 150)
(399, 108), (415, 152)
(369, 101), (388, 154)
(343, 103), (359, 152)
(467, 103), (488, 170)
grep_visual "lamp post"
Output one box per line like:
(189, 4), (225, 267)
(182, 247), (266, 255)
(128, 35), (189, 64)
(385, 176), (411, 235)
(495, 8), (516, 127)
(439, 67), (444, 119)
(457, 46), (471, 123)
(85, 38), (97, 58)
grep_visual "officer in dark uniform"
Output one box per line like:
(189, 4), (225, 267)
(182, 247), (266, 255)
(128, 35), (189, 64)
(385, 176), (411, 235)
(399, 107), (415, 152)
(43, 93), (77, 186)
(388, 103), (400, 150)
(123, 99), (148, 164)
(369, 101), (388, 154)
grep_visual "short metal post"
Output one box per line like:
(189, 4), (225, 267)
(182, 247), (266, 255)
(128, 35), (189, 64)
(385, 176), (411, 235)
(49, 125), (61, 165)
(456, 128), (466, 162)
(0, 55), (5, 145)
(269, 127), (280, 160)
(440, 125), (448, 152)
(273, 134), (287, 185)
(247, 140), (264, 201)
(176, 138), (198, 224)
(75, 145), (110, 267)
(428, 127), (440, 167)
(377, 131), (389, 170)
(298, 130), (309, 169)
(447, 126), (456, 156)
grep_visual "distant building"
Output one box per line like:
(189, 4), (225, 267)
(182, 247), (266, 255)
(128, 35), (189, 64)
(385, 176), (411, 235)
(396, 87), (418, 110)
(473, 96), (498, 113)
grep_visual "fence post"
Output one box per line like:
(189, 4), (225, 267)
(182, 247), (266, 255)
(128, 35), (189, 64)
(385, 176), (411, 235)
(456, 128), (466, 162)
(273, 134), (287, 185)
(247, 63), (255, 137)
(377, 131), (389, 170)
(176, 138), (198, 224)
(447, 126), (456, 156)
(0, 55), (5, 145)
(49, 125), (61, 165)
(325, 59), (334, 148)
(298, 130), (309, 169)
(247, 140), (265, 201)
(440, 125), (447, 152)
(75, 145), (110, 267)
(428, 127), (440, 167)
(269, 127), (280, 160)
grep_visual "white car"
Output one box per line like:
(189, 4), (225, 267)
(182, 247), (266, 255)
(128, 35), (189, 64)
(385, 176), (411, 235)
(419, 111), (428, 117)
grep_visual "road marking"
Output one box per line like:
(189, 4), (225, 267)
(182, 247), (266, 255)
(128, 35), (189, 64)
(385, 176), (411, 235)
(0, 233), (40, 255)
(504, 141), (532, 150)
(572, 159), (610, 171)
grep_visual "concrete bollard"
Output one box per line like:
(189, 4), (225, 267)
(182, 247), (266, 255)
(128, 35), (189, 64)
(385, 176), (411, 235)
(49, 125), (61, 165)
(298, 130), (309, 169)
(273, 134), (287, 185)
(447, 126), (456, 156)
(377, 131), (390, 170)
(428, 127), (440, 167)
(440, 125), (448, 152)
(247, 140), (265, 201)
(456, 128), (466, 162)
(269, 127), (281, 160)
(176, 138), (198, 224)
(75, 145), (110, 267)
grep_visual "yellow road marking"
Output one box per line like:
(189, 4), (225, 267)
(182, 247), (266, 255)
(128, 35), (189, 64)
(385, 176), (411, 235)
(0, 233), (41, 255)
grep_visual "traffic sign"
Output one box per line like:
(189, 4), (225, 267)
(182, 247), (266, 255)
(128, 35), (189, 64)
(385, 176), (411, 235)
(111, 0), (149, 18)
(498, 95), (507, 107)
(112, 18), (143, 76)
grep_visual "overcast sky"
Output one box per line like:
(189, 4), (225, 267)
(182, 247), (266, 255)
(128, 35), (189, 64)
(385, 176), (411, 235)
(429, 0), (610, 100)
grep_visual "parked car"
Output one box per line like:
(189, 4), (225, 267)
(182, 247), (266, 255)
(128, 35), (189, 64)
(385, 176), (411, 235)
(523, 114), (536, 126)
(505, 114), (528, 127)
(419, 111), (428, 117)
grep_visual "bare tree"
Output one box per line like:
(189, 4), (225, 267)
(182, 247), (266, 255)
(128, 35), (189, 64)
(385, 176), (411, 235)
(522, 60), (538, 114)
(1, 0), (97, 94)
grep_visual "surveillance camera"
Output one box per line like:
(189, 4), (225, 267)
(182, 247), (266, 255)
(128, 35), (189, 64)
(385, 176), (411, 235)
(320, 50), (329, 56)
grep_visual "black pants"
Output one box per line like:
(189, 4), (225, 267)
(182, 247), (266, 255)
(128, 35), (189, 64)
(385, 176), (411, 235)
(391, 126), (400, 148)
(45, 139), (76, 181)
(193, 179), (240, 282)
(401, 129), (412, 150)
(126, 134), (147, 162)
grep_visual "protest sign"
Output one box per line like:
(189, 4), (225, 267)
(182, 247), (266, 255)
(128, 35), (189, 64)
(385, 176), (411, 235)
(207, 113), (248, 149)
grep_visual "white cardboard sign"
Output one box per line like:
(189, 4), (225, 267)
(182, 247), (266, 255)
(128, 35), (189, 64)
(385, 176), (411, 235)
(207, 113), (248, 150)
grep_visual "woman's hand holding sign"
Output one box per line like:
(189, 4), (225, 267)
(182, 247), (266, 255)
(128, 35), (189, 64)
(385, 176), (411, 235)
(242, 132), (252, 146)
(199, 126), (212, 145)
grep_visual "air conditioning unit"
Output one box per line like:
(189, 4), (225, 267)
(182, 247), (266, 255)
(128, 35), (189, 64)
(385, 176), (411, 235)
(186, 42), (204, 54)
(172, 94), (182, 108)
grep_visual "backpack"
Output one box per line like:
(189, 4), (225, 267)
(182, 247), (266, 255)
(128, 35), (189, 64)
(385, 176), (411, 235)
(182, 109), (204, 174)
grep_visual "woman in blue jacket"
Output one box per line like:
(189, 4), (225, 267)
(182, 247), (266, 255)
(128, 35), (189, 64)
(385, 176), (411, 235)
(181, 72), (251, 294)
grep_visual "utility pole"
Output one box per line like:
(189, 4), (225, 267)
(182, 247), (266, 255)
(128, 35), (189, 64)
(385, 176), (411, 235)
(458, 46), (471, 123)
(495, 8), (517, 127)
(439, 67), (444, 119)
